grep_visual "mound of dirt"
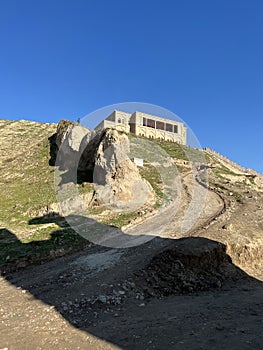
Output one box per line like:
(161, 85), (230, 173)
(133, 238), (247, 297)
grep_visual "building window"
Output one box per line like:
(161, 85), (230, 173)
(147, 118), (155, 128)
(143, 117), (147, 126)
(118, 118), (121, 124)
(173, 125), (178, 133)
(165, 123), (173, 132)
(156, 121), (165, 130)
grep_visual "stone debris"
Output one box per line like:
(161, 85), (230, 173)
(130, 238), (247, 298)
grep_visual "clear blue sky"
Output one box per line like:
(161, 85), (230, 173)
(0, 0), (262, 172)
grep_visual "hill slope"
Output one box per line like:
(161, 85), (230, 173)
(0, 119), (262, 278)
(0, 119), (263, 350)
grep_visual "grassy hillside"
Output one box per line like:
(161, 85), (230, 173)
(0, 120), (57, 225)
(0, 120), (260, 271)
(0, 120), (89, 270)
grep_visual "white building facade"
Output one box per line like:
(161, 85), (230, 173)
(95, 110), (187, 144)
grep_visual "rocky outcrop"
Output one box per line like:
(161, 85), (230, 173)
(91, 129), (154, 210)
(55, 120), (93, 170)
(55, 121), (155, 211)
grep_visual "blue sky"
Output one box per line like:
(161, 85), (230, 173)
(0, 0), (262, 172)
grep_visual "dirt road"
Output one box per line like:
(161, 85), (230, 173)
(0, 237), (262, 350)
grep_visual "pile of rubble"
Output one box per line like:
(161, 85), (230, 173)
(132, 238), (247, 297)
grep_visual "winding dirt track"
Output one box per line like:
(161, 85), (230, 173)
(124, 171), (224, 241)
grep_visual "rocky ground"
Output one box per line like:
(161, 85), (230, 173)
(0, 119), (262, 349)
(0, 237), (262, 350)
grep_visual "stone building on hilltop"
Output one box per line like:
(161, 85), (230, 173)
(95, 110), (187, 144)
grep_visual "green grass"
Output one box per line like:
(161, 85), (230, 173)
(212, 163), (245, 179)
(78, 182), (94, 195)
(128, 133), (206, 163)
(104, 211), (139, 228)
(0, 139), (56, 223)
(0, 124), (92, 270)
(206, 154), (245, 180)
(138, 162), (167, 207)
(0, 226), (88, 270)
(152, 139), (206, 163)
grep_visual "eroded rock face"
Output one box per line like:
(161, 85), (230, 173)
(55, 122), (154, 211)
(92, 129), (154, 210)
(56, 120), (93, 170)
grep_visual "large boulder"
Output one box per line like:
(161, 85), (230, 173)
(55, 121), (154, 212)
(56, 120), (93, 170)
(91, 129), (154, 210)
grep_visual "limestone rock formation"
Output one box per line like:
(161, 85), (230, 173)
(91, 129), (155, 210)
(55, 120), (93, 170)
(55, 121), (155, 211)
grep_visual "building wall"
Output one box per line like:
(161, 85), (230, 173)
(95, 110), (187, 145)
(95, 111), (130, 133)
(95, 119), (130, 133)
(114, 110), (131, 125)
(130, 111), (186, 144)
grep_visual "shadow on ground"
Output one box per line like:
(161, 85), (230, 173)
(0, 215), (263, 350)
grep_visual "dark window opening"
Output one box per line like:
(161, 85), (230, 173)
(129, 123), (135, 133)
(156, 121), (165, 130)
(173, 125), (178, 133)
(147, 119), (155, 128)
(143, 118), (147, 126)
(166, 123), (173, 132)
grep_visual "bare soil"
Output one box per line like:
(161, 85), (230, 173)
(0, 236), (262, 350)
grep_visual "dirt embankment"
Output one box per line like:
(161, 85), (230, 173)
(132, 238), (246, 297)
